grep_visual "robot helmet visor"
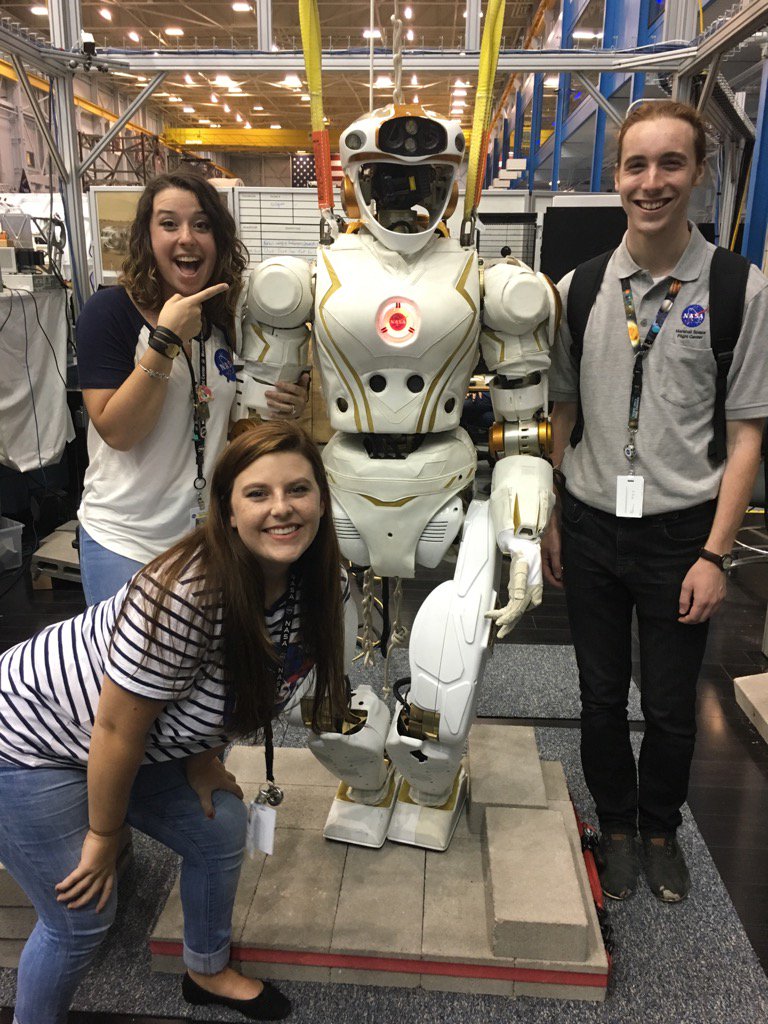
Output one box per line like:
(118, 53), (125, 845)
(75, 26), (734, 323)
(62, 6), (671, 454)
(357, 161), (454, 235)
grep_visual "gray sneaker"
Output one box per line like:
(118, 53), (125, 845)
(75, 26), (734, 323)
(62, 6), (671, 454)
(640, 834), (690, 903)
(595, 832), (640, 900)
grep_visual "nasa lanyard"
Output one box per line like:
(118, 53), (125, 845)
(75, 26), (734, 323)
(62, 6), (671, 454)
(260, 573), (298, 808)
(181, 335), (213, 508)
(619, 276), (682, 471)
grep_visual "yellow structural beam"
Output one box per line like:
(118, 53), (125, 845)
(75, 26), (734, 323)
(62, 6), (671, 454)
(163, 127), (339, 151)
(163, 126), (474, 152)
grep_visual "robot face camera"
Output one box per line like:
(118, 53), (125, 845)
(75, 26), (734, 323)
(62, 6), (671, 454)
(340, 105), (465, 256)
(358, 162), (454, 237)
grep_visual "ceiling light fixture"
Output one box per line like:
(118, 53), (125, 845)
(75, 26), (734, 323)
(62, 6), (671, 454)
(374, 75), (393, 88)
(184, 74), (194, 85)
(363, 29), (381, 39)
(30, 6), (48, 15)
(235, 112), (243, 122)
(98, 7), (112, 21)
(252, 105), (263, 111)
(165, 27), (184, 36)
(412, 94), (419, 103)
(300, 94), (310, 101)
(453, 88), (467, 96)
(406, 29), (414, 41)
(183, 106), (195, 113)
(403, 6), (413, 17)
(198, 118), (210, 124)
(270, 123), (281, 129)
(282, 74), (302, 88)
(411, 75), (418, 86)
(211, 92), (218, 102)
(168, 95), (182, 102)
(128, 31), (140, 42)
(232, 1), (252, 9)
(244, 121), (252, 129)
(543, 76), (559, 88)
(223, 103), (231, 112)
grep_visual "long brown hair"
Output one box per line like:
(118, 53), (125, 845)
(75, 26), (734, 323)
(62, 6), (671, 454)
(119, 168), (248, 329)
(117, 421), (347, 739)
(616, 100), (706, 168)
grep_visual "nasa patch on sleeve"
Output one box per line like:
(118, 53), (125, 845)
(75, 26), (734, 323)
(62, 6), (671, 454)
(681, 304), (706, 328)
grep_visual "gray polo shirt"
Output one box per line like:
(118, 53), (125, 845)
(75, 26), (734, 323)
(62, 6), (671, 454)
(550, 225), (768, 515)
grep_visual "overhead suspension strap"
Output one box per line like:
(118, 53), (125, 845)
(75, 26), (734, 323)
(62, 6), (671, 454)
(391, 0), (404, 105)
(462, 0), (506, 246)
(298, 0), (335, 223)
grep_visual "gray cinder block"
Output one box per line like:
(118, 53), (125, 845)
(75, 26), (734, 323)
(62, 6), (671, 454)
(467, 724), (548, 833)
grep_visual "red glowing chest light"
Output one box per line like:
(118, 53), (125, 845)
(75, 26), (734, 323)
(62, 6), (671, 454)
(376, 296), (420, 345)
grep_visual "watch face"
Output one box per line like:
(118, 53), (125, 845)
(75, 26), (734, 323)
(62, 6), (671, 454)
(721, 554), (734, 570)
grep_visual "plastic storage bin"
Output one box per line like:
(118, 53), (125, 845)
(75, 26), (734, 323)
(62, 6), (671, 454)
(0, 516), (23, 571)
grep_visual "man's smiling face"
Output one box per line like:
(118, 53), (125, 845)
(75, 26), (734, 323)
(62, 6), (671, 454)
(614, 116), (704, 245)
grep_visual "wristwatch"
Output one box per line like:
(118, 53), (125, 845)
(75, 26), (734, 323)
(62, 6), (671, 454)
(148, 326), (182, 360)
(698, 548), (734, 572)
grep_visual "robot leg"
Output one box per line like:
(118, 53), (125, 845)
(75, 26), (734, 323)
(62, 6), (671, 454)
(385, 498), (501, 850)
(286, 582), (398, 848)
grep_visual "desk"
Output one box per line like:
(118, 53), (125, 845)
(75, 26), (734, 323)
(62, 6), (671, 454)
(0, 286), (74, 472)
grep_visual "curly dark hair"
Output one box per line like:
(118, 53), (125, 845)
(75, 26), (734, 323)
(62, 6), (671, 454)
(119, 168), (248, 328)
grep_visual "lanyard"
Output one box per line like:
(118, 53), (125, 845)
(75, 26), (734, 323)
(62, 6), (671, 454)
(263, 573), (297, 791)
(619, 277), (682, 468)
(181, 332), (212, 505)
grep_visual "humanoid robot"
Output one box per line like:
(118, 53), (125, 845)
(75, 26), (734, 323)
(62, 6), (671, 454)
(235, 102), (559, 850)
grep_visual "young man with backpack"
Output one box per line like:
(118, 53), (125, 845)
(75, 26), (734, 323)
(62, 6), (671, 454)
(543, 101), (768, 903)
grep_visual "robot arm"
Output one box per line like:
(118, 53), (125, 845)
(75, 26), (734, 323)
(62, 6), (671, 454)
(234, 257), (314, 421)
(480, 259), (560, 637)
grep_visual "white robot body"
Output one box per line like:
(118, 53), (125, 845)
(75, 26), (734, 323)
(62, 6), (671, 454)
(322, 428), (475, 578)
(313, 232), (480, 436)
(385, 499), (499, 806)
(236, 257), (312, 420)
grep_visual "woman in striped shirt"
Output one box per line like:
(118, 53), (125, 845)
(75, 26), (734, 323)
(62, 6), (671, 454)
(0, 421), (348, 1023)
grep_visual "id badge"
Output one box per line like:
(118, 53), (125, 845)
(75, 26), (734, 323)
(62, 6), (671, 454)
(247, 800), (276, 856)
(190, 507), (208, 530)
(616, 475), (644, 518)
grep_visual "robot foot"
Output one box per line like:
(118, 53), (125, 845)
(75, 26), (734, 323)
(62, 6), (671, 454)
(323, 764), (400, 849)
(386, 763), (467, 852)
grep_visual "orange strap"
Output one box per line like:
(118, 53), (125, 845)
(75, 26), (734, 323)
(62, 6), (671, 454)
(312, 129), (334, 211)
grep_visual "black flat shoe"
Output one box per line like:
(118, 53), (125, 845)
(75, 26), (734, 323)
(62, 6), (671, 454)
(181, 972), (291, 1020)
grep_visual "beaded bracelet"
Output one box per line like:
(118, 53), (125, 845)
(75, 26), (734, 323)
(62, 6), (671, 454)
(139, 363), (170, 382)
(89, 823), (125, 838)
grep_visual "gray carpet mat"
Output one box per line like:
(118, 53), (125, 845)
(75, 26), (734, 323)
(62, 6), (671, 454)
(1, 728), (764, 1023)
(348, 643), (644, 722)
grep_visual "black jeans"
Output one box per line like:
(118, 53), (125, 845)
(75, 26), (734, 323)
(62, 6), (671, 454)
(561, 490), (716, 836)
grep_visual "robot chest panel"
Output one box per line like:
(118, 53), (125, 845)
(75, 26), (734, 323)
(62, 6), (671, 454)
(315, 244), (480, 363)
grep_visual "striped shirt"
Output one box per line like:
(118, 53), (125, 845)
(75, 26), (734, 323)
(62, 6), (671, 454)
(0, 564), (349, 769)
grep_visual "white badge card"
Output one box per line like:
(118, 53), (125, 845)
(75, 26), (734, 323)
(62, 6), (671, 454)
(616, 475), (644, 518)
(189, 507), (208, 530)
(247, 800), (276, 857)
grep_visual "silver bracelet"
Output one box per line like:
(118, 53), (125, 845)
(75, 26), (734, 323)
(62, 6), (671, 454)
(139, 363), (170, 382)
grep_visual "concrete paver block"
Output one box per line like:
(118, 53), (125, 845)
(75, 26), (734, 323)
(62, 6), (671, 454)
(330, 967), (419, 988)
(0, 868), (31, 907)
(241, 827), (346, 951)
(0, 939), (26, 969)
(226, 745), (339, 787)
(541, 760), (570, 803)
(422, 836), (496, 962)
(421, 972), (515, 996)
(332, 843), (424, 957)
(485, 806), (589, 963)
(467, 725), (547, 833)
(734, 672), (768, 746)
(0, 906), (37, 940)
(516, 980), (606, 1001)
(242, 961), (331, 984)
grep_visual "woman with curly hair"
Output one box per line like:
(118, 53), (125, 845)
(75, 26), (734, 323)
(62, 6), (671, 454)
(76, 169), (310, 604)
(0, 421), (350, 1022)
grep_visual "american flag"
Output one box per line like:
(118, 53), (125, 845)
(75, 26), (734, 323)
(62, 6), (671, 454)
(291, 153), (344, 189)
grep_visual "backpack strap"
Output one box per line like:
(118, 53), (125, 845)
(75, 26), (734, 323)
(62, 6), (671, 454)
(707, 247), (751, 464)
(565, 249), (615, 448)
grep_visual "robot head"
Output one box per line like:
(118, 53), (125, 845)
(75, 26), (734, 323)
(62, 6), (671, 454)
(339, 104), (465, 255)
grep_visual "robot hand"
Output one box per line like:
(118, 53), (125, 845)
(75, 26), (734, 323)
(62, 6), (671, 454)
(485, 537), (543, 638)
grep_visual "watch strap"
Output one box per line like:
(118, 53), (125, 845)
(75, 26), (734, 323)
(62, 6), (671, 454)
(698, 547), (731, 571)
(148, 325), (182, 359)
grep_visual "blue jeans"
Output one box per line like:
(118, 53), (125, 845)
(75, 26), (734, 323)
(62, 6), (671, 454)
(561, 490), (715, 836)
(0, 758), (247, 1024)
(78, 527), (144, 606)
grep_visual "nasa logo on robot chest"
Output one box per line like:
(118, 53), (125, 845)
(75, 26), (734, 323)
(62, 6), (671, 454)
(376, 296), (421, 346)
(214, 348), (237, 382)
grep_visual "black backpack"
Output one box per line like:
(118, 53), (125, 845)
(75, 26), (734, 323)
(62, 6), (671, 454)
(565, 246), (751, 464)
